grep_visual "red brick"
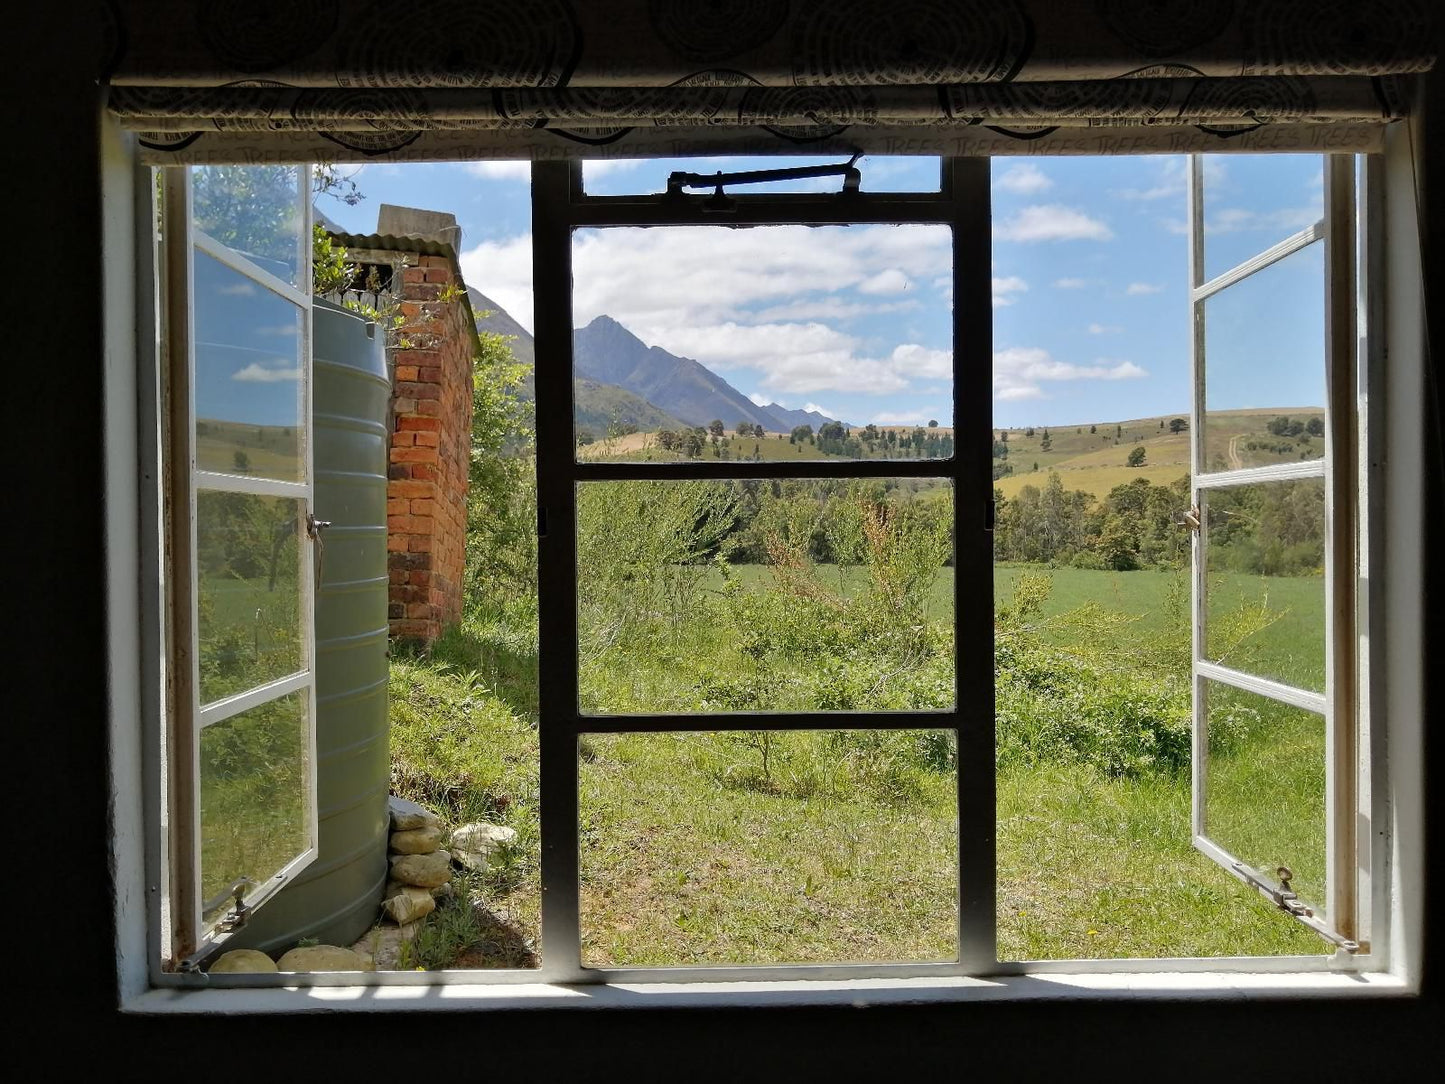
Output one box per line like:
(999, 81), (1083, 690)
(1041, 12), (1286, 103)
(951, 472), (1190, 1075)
(409, 570), (432, 587)
(391, 431), (415, 447)
(391, 446), (439, 464)
(413, 431), (439, 448)
(410, 498), (436, 517)
(400, 350), (440, 368)
(392, 397), (417, 414)
(388, 569), (406, 585)
(386, 535), (408, 552)
(388, 602), (405, 619)
(399, 301), (422, 318)
(387, 514), (416, 532)
(402, 267), (427, 284)
(397, 415), (440, 431)
(418, 366), (443, 383)
(424, 266), (450, 283)
(386, 498), (410, 515)
(391, 619), (430, 637)
(408, 535), (434, 553)
(421, 255), (449, 268)
(407, 283), (442, 301)
(394, 364), (419, 382)
(395, 381), (441, 400)
(388, 480), (435, 499)
(416, 400), (442, 416)
(406, 601), (432, 619)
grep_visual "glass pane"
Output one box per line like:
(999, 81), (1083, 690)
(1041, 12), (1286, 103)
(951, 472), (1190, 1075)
(1204, 681), (1326, 911)
(191, 164), (303, 284)
(200, 691), (310, 922)
(582, 155), (940, 195)
(576, 478), (955, 715)
(197, 492), (305, 705)
(571, 224), (953, 461)
(579, 729), (957, 966)
(1204, 480), (1326, 692)
(1202, 245), (1325, 473)
(1202, 154), (1324, 282)
(194, 249), (305, 481)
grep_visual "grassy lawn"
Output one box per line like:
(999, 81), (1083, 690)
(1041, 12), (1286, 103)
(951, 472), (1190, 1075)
(382, 556), (1331, 969)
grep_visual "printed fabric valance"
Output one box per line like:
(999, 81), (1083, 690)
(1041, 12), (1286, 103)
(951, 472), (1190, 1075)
(104, 0), (1438, 162)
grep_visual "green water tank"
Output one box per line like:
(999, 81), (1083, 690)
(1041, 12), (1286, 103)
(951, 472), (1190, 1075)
(229, 299), (392, 954)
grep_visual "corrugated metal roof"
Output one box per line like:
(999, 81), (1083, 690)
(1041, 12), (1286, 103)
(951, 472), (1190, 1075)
(324, 230), (481, 355)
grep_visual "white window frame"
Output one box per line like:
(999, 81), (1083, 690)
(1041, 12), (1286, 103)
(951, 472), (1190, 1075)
(158, 166), (320, 966)
(104, 126), (1427, 1005)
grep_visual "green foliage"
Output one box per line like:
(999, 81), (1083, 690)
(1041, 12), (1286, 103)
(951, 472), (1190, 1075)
(1127, 445), (1147, 467)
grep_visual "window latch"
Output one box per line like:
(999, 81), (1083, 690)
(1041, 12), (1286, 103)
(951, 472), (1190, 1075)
(306, 511), (332, 588)
(1172, 505), (1201, 532)
(1231, 862), (1359, 952)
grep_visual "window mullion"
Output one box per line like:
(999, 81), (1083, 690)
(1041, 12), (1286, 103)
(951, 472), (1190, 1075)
(532, 160), (587, 985)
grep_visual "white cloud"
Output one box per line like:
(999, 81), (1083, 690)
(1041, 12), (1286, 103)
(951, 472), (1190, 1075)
(217, 282), (256, 297)
(255, 323), (298, 337)
(752, 297), (920, 322)
(992, 275), (1028, 307)
(995, 204), (1113, 242)
(1125, 282), (1163, 295)
(1052, 277), (1092, 289)
(1207, 204), (1320, 235)
(1088, 323), (1123, 334)
(996, 163), (1052, 195)
(747, 391), (771, 407)
(458, 233), (535, 333)
(857, 268), (911, 295)
(889, 344), (952, 380)
(232, 362), (300, 383)
(802, 401), (835, 417)
(463, 161), (532, 181)
(993, 346), (1147, 401)
(583, 158), (647, 178)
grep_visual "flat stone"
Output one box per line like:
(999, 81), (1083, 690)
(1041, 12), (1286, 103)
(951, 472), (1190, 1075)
(389, 825), (443, 855)
(451, 822), (516, 871)
(208, 949), (277, 974)
(351, 924), (421, 971)
(388, 795), (439, 832)
(382, 885), (436, 925)
(390, 849), (452, 888)
(275, 945), (374, 972)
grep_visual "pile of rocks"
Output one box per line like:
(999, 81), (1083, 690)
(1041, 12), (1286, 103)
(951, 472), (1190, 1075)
(382, 796), (453, 925)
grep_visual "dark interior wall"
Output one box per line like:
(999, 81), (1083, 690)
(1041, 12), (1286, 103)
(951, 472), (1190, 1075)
(13, 7), (1439, 1078)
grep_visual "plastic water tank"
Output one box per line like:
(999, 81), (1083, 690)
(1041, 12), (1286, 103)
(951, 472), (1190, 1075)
(229, 298), (391, 953)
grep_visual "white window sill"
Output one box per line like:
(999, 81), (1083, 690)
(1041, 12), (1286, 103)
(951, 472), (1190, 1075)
(124, 970), (1412, 1015)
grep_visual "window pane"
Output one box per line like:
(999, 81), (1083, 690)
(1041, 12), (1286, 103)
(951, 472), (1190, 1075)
(1202, 154), (1323, 282)
(576, 478), (955, 715)
(191, 164), (303, 284)
(197, 492), (305, 705)
(1204, 479), (1326, 692)
(200, 691), (310, 922)
(571, 223), (954, 461)
(579, 729), (957, 966)
(582, 156), (941, 195)
(1202, 244), (1325, 473)
(194, 249), (305, 481)
(1204, 681), (1326, 912)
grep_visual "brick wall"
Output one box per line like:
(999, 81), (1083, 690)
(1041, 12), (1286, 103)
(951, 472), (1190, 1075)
(386, 254), (473, 642)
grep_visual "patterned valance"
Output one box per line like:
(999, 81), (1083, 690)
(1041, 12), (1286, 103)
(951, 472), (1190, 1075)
(105, 0), (1436, 162)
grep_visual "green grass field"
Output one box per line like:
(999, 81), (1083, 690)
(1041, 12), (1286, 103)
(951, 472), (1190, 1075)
(383, 557), (1329, 969)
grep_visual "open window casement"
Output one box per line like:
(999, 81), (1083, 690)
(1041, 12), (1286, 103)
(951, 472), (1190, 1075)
(161, 165), (319, 966)
(1185, 154), (1364, 955)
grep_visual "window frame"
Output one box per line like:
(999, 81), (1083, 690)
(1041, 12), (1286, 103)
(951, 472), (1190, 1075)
(116, 141), (1417, 997)
(156, 165), (320, 967)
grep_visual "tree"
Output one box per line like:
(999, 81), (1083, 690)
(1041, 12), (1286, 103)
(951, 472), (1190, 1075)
(1116, 424), (1123, 438)
(928, 419), (938, 428)
(1127, 446), (1147, 467)
(791, 424), (814, 444)
(1025, 427), (1035, 437)
(1169, 417), (1188, 434)
(1306, 416), (1324, 437)
(1040, 434), (1052, 451)
(657, 429), (678, 452)
(1089, 424), (1096, 434)
(708, 419), (725, 439)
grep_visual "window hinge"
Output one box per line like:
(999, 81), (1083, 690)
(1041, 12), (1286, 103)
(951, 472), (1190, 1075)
(1232, 862), (1359, 953)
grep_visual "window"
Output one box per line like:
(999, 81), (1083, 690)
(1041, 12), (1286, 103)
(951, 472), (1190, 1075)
(158, 165), (320, 964)
(138, 149), (1408, 991)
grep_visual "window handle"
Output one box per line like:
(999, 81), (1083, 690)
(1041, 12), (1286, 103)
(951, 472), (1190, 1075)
(306, 512), (332, 588)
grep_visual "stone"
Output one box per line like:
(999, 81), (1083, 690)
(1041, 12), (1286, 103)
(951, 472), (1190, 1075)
(208, 949), (278, 974)
(275, 945), (375, 972)
(390, 849), (452, 888)
(451, 822), (517, 871)
(382, 885), (436, 925)
(351, 924), (421, 971)
(389, 824), (443, 855)
(388, 795), (439, 832)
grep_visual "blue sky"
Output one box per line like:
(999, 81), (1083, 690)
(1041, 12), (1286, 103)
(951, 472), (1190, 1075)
(320, 153), (1326, 429)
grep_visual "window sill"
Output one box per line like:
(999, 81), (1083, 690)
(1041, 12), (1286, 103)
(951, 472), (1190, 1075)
(123, 969), (1411, 1015)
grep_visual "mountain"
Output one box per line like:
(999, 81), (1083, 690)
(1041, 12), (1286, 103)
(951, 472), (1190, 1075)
(572, 315), (837, 432)
(469, 289), (687, 433)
